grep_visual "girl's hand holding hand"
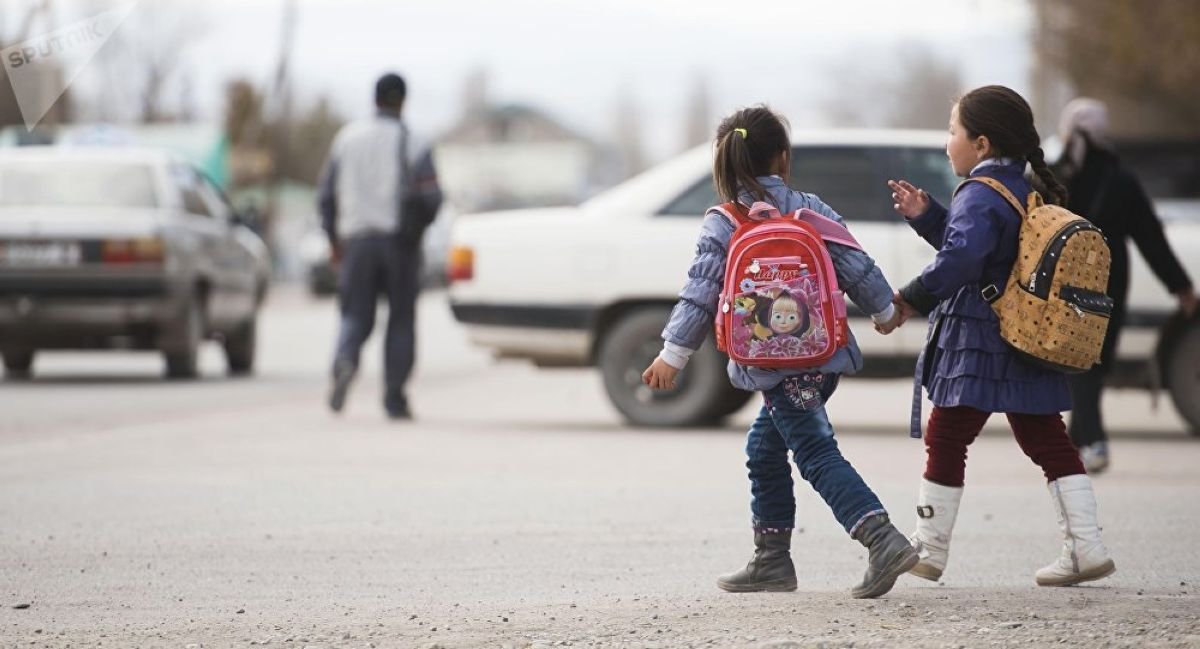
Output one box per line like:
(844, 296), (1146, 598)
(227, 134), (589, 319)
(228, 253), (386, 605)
(888, 179), (929, 219)
(642, 357), (680, 390)
(874, 308), (906, 335)
(892, 292), (921, 322)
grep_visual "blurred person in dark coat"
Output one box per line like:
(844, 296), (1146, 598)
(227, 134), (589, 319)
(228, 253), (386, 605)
(1053, 98), (1198, 472)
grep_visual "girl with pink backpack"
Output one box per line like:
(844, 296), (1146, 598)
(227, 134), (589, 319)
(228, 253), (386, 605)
(642, 106), (913, 598)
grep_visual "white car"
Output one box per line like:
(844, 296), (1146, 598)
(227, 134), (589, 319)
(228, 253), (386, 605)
(446, 130), (1200, 431)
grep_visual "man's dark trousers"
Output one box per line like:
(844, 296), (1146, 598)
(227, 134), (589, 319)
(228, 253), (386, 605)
(333, 233), (420, 414)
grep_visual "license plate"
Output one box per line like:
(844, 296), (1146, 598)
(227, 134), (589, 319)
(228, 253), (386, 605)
(0, 241), (82, 267)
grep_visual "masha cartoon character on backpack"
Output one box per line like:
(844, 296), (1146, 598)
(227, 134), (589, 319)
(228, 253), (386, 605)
(752, 290), (811, 341)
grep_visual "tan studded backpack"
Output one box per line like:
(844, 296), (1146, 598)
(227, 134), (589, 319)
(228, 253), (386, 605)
(965, 177), (1114, 373)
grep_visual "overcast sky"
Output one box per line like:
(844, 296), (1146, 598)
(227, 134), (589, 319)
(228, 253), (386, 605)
(6, 0), (1035, 162)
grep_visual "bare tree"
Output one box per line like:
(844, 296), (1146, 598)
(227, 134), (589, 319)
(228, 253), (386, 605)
(682, 73), (711, 151)
(0, 0), (59, 129)
(224, 79), (341, 189)
(461, 67), (490, 122)
(613, 82), (646, 178)
(880, 45), (961, 129)
(223, 78), (269, 187)
(90, 2), (208, 123)
(260, 0), (298, 248)
(224, 79), (265, 149)
(271, 96), (342, 185)
(1032, 0), (1200, 136)
(823, 43), (961, 130)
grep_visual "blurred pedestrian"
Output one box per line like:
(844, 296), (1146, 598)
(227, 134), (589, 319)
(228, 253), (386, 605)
(890, 86), (1115, 587)
(642, 106), (914, 599)
(1052, 98), (1198, 472)
(316, 73), (443, 420)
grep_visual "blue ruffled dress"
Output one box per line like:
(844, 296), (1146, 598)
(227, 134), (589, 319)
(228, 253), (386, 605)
(908, 161), (1071, 418)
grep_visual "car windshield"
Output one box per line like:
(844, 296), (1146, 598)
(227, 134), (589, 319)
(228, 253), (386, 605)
(890, 147), (960, 207)
(0, 160), (158, 208)
(1115, 140), (1200, 200)
(583, 145), (710, 214)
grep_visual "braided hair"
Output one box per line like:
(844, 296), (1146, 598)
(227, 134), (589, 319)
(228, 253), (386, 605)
(957, 85), (1068, 206)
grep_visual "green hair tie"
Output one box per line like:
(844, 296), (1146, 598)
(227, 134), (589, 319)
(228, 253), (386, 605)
(733, 128), (748, 139)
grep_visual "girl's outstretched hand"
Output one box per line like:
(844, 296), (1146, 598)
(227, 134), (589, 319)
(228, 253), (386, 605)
(888, 179), (929, 219)
(642, 357), (680, 390)
(873, 308), (906, 335)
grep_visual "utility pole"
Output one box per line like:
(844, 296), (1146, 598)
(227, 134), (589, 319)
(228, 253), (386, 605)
(262, 0), (298, 258)
(613, 82), (645, 179)
(683, 73), (710, 152)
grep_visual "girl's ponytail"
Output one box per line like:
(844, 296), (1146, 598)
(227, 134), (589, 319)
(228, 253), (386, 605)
(1027, 146), (1068, 206)
(714, 127), (765, 204)
(712, 107), (790, 205)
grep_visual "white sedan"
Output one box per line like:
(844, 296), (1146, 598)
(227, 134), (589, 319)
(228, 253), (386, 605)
(446, 129), (1200, 430)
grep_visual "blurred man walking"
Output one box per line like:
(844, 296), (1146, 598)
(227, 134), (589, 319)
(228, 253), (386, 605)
(1053, 98), (1197, 471)
(316, 73), (443, 420)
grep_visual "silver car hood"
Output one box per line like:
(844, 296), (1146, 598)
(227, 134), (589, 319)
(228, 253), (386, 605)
(0, 206), (172, 239)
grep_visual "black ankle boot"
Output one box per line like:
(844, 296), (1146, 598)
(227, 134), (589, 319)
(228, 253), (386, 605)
(716, 530), (798, 593)
(328, 359), (356, 413)
(851, 514), (919, 599)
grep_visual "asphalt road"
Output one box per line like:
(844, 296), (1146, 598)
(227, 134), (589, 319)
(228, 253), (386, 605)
(2, 287), (1197, 649)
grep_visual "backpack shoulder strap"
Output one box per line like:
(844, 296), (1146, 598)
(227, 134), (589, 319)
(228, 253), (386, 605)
(956, 176), (1027, 218)
(794, 208), (862, 251)
(713, 202), (864, 251)
(710, 201), (750, 228)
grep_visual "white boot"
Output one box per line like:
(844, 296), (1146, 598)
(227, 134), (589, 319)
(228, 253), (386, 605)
(908, 479), (963, 581)
(1036, 474), (1116, 586)
(1079, 442), (1110, 474)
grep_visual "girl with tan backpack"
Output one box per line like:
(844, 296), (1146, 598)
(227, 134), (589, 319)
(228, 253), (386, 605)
(889, 85), (1116, 587)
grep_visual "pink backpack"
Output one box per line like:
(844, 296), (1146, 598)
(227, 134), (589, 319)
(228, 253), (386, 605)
(712, 201), (863, 368)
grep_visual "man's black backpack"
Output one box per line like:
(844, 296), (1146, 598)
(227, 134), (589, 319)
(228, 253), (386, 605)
(397, 125), (440, 243)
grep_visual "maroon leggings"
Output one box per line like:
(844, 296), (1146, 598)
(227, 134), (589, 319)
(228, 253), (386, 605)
(924, 406), (1086, 487)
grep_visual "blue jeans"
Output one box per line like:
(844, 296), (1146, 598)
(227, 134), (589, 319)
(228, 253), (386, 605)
(334, 234), (421, 412)
(747, 373), (886, 536)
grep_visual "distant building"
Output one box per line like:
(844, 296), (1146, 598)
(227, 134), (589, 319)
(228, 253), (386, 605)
(435, 103), (605, 212)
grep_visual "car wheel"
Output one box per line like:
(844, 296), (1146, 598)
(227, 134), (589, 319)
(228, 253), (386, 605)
(164, 297), (203, 380)
(2, 349), (34, 380)
(1165, 317), (1200, 435)
(599, 308), (732, 427)
(714, 384), (755, 418)
(224, 317), (257, 376)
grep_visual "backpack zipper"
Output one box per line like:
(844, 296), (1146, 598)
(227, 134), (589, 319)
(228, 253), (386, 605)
(748, 256), (809, 276)
(729, 239), (830, 301)
(1059, 285), (1113, 319)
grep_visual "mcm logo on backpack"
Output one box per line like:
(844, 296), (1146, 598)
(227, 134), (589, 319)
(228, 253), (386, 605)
(712, 201), (861, 369)
(967, 177), (1115, 373)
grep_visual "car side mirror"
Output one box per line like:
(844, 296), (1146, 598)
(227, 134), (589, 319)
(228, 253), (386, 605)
(232, 208), (262, 234)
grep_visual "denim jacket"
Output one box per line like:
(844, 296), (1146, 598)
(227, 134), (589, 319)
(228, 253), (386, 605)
(660, 176), (896, 392)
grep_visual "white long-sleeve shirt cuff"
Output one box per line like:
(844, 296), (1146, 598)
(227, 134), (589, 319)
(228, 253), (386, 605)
(658, 341), (695, 370)
(870, 303), (896, 324)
